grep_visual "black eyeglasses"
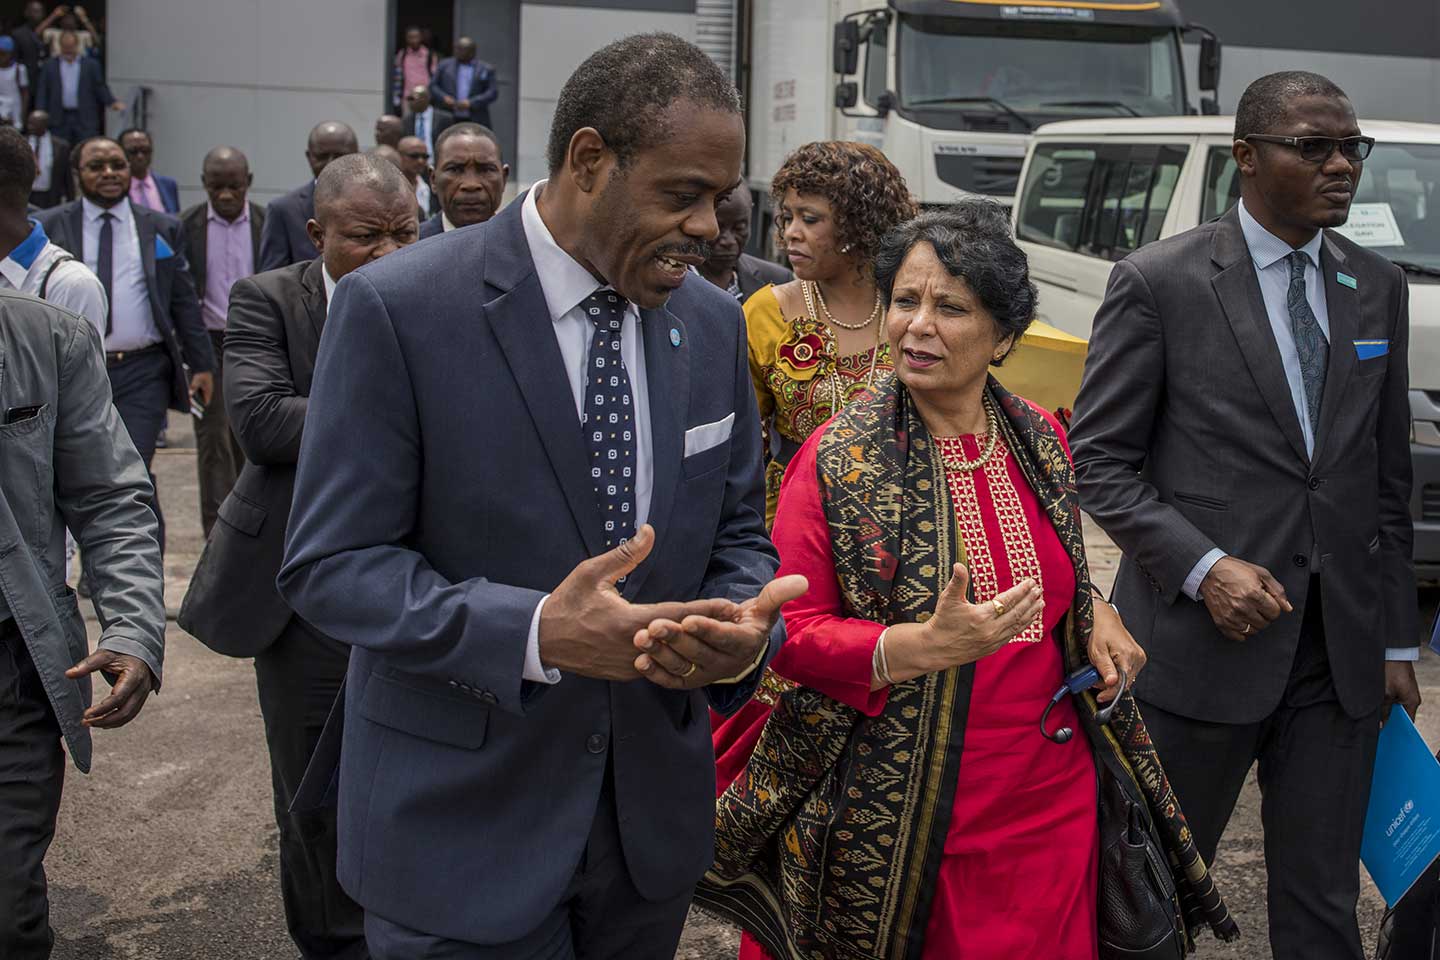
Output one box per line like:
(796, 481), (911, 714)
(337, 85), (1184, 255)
(1244, 134), (1375, 163)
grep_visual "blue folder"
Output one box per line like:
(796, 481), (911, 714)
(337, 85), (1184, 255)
(1362, 706), (1440, 906)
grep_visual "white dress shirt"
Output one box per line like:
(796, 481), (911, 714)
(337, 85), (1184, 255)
(29, 133), (53, 192)
(520, 179), (655, 683)
(0, 219), (107, 332)
(322, 264), (337, 312)
(414, 106), (436, 154)
(441, 211), (457, 233)
(415, 178), (431, 216)
(81, 198), (159, 351)
(1181, 201), (1413, 661)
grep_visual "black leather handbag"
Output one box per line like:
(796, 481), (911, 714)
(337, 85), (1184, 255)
(1096, 758), (1186, 959)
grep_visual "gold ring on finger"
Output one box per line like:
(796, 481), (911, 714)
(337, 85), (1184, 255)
(992, 598), (1007, 616)
(682, 661), (698, 678)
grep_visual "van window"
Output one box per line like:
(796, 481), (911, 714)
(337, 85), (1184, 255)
(863, 19), (889, 108)
(1201, 147), (1241, 223)
(1018, 142), (1188, 260)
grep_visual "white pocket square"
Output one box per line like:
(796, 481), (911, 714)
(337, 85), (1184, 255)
(683, 412), (735, 457)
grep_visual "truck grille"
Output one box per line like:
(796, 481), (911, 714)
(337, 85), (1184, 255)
(934, 155), (1023, 197)
(1425, 484), (1440, 522)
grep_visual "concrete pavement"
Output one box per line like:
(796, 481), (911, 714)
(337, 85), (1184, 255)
(42, 413), (1440, 958)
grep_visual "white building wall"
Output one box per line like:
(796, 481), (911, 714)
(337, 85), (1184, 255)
(106, 0), (388, 212)
(515, 4), (696, 187)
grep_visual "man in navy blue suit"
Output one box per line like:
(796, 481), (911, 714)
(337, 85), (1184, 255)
(429, 37), (497, 130)
(34, 30), (122, 144)
(279, 32), (804, 959)
(119, 128), (180, 214)
(40, 136), (215, 553)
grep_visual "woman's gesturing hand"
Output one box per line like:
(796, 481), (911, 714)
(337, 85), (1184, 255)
(878, 564), (1044, 688)
(1087, 599), (1146, 704)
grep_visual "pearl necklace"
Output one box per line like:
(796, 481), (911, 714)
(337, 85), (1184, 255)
(807, 280), (881, 330)
(938, 397), (1001, 472)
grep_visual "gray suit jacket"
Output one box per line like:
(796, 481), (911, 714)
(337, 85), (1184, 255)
(1070, 207), (1416, 723)
(0, 290), (165, 772)
(179, 260), (326, 657)
(736, 252), (793, 302)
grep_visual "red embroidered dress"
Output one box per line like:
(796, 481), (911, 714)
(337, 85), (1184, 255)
(721, 417), (1099, 959)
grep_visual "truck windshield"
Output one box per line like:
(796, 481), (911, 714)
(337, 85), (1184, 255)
(897, 15), (1184, 132)
(1203, 142), (1440, 279)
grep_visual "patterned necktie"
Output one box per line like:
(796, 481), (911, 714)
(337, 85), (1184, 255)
(97, 212), (114, 336)
(1286, 251), (1328, 434)
(581, 291), (637, 557)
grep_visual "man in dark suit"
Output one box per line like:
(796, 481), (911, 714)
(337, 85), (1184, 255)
(10, 2), (47, 84)
(258, 121), (358, 271)
(119, 128), (180, 214)
(1070, 72), (1419, 960)
(401, 84), (453, 162)
(34, 30), (121, 145)
(180, 146), (264, 537)
(25, 109), (71, 209)
(417, 122), (506, 239)
(278, 34), (802, 958)
(429, 37), (496, 130)
(39, 136), (215, 554)
(698, 180), (791, 302)
(181, 153), (418, 960)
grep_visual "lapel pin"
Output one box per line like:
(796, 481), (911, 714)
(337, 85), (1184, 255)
(1336, 272), (1357, 289)
(669, 327), (681, 347)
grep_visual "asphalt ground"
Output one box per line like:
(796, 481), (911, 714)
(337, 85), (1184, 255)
(41, 413), (1440, 959)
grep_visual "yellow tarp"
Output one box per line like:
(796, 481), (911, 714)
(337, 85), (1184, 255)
(990, 320), (1089, 418)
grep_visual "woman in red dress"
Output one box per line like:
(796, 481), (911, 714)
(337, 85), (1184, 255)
(691, 203), (1235, 958)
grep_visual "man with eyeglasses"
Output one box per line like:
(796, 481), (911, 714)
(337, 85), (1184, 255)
(1070, 70), (1417, 960)
(38, 136), (215, 556)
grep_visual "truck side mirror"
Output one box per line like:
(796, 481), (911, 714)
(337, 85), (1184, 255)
(1198, 35), (1221, 93)
(835, 82), (858, 110)
(833, 20), (860, 76)
(876, 90), (895, 118)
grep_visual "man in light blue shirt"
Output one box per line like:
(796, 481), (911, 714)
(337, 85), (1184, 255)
(1071, 71), (1418, 960)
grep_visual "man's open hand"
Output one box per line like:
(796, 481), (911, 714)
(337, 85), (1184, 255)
(537, 524), (738, 681)
(632, 574), (809, 690)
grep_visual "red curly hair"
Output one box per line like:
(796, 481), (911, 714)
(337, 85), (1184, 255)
(770, 141), (918, 267)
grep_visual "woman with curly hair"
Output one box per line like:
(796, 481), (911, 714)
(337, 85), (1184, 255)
(709, 142), (917, 857)
(746, 141), (917, 527)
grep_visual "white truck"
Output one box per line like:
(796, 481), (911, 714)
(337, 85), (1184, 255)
(742, 0), (1221, 233)
(1013, 116), (1440, 580)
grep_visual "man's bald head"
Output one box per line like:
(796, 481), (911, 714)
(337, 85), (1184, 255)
(374, 114), (403, 148)
(305, 121), (359, 178)
(308, 153), (419, 281)
(201, 146), (252, 222)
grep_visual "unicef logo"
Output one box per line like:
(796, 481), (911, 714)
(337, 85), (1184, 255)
(1387, 800), (1415, 838)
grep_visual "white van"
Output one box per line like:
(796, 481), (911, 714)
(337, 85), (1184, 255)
(1013, 116), (1440, 579)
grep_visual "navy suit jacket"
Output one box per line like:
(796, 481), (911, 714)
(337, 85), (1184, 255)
(429, 57), (497, 128)
(277, 196), (781, 942)
(39, 199), (215, 411)
(35, 57), (114, 138)
(151, 174), (181, 215)
(257, 180), (316, 271)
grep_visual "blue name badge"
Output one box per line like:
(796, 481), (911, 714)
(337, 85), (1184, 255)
(1354, 339), (1389, 360)
(154, 235), (175, 260)
(1362, 706), (1440, 905)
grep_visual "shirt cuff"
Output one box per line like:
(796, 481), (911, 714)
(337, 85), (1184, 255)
(1385, 647), (1420, 662)
(524, 595), (561, 685)
(1182, 548), (1227, 601)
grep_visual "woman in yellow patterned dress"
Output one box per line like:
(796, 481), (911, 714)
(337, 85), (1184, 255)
(746, 141), (917, 525)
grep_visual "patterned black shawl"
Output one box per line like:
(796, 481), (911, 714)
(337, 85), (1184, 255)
(694, 375), (1238, 959)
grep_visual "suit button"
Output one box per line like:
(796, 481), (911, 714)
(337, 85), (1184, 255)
(1308, 477), (1321, 490)
(480, 691), (497, 705)
(1293, 554), (1308, 567)
(586, 734), (606, 755)
(447, 679), (459, 688)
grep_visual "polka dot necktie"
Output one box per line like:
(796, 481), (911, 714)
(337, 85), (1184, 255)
(581, 291), (636, 558)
